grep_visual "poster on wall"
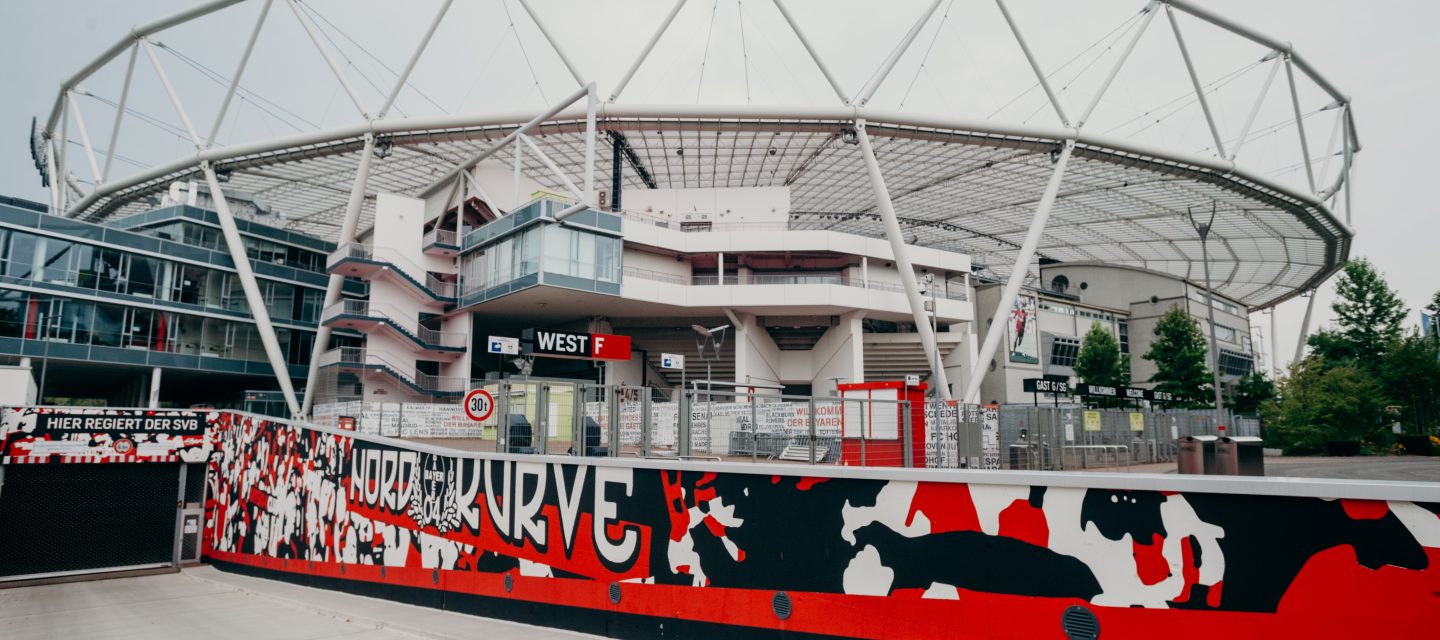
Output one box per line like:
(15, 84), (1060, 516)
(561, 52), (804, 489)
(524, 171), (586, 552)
(1007, 294), (1039, 364)
(981, 404), (1000, 469)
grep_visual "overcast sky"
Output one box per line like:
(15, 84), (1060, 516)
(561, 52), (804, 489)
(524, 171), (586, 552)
(1, 0), (1436, 373)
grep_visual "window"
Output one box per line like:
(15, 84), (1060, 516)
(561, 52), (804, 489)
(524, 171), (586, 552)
(1118, 320), (1130, 354)
(38, 237), (72, 284)
(1049, 275), (1069, 294)
(92, 303), (124, 347)
(1039, 301), (1075, 315)
(173, 264), (207, 305)
(0, 289), (25, 337)
(128, 256), (164, 297)
(1218, 348), (1254, 376)
(1213, 324), (1237, 343)
(93, 249), (125, 293)
(5, 232), (37, 279)
(1050, 337), (1081, 368)
(265, 282), (296, 321)
(299, 289), (324, 323)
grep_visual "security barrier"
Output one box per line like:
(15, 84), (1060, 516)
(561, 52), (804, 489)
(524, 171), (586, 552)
(999, 405), (1262, 470)
(316, 382), (996, 470)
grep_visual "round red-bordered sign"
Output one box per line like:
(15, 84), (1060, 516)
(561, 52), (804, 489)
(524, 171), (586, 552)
(112, 438), (135, 455)
(463, 389), (495, 422)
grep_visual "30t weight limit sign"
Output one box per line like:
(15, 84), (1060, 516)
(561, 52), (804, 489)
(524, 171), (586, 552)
(464, 389), (495, 422)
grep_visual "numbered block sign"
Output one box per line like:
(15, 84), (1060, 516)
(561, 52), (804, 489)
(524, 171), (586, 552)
(464, 388), (495, 422)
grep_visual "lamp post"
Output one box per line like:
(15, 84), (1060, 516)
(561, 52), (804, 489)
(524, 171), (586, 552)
(691, 323), (729, 457)
(1188, 204), (1227, 432)
(923, 273), (939, 398)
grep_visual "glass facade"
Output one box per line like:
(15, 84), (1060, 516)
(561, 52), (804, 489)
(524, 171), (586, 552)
(459, 209), (622, 305)
(145, 220), (327, 272)
(0, 227), (324, 324)
(0, 200), (364, 384)
(0, 289), (315, 366)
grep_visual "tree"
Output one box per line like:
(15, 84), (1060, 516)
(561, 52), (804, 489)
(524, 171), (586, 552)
(1426, 289), (1440, 316)
(1074, 321), (1127, 386)
(1323, 259), (1407, 370)
(1143, 307), (1213, 408)
(1230, 371), (1276, 414)
(1074, 321), (1128, 407)
(1262, 359), (1387, 454)
(1373, 331), (1440, 435)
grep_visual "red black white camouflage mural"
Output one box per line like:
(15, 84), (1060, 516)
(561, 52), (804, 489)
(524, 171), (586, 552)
(199, 411), (1440, 638)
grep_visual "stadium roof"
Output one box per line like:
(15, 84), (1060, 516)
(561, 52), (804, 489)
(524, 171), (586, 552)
(34, 0), (1358, 311)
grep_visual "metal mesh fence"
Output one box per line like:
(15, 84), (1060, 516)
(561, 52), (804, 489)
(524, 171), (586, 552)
(998, 406), (1259, 470)
(312, 383), (1259, 472)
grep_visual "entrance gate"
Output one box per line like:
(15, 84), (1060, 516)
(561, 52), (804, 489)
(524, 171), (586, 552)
(471, 377), (616, 456)
(0, 462), (198, 583)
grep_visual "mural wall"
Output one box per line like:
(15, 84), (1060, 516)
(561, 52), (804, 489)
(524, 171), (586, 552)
(202, 412), (1440, 639)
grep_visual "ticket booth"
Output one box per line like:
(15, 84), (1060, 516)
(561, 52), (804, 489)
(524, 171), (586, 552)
(838, 381), (928, 467)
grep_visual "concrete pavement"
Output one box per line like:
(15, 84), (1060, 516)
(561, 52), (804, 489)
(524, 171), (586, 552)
(0, 566), (600, 640)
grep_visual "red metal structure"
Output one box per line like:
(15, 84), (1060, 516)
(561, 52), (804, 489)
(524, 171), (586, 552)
(838, 381), (928, 468)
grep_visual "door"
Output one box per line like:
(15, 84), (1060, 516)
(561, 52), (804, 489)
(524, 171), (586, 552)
(0, 463), (181, 581)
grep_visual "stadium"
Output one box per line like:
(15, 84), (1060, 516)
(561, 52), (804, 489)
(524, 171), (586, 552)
(10, 0), (1355, 425)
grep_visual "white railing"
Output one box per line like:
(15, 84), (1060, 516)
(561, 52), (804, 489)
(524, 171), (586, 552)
(318, 347), (468, 394)
(621, 267), (968, 301)
(320, 300), (466, 349)
(423, 228), (459, 247)
(327, 243), (457, 299)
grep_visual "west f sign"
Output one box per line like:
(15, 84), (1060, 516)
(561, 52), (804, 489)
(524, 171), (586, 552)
(527, 329), (632, 361)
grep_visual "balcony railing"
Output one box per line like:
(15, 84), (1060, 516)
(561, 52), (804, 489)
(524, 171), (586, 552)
(320, 300), (466, 349)
(621, 267), (967, 301)
(318, 347), (467, 394)
(423, 228), (459, 248)
(328, 243), (457, 299)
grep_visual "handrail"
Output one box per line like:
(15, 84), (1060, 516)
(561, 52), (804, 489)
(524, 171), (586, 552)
(319, 347), (468, 394)
(328, 242), (457, 299)
(320, 299), (466, 349)
(423, 228), (459, 248)
(620, 266), (968, 301)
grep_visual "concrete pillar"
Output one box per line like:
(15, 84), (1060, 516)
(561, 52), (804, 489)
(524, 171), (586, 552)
(810, 311), (865, 396)
(726, 310), (783, 397)
(148, 366), (162, 409)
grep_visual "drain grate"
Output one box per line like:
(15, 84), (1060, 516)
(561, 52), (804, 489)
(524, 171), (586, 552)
(609, 582), (622, 604)
(1062, 605), (1100, 640)
(772, 591), (792, 620)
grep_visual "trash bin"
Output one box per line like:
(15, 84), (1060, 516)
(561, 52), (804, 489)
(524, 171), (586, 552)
(1177, 435), (1218, 475)
(582, 416), (607, 457)
(507, 415), (535, 454)
(1216, 436), (1265, 476)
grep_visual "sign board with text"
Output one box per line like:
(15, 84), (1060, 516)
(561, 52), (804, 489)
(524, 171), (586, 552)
(487, 336), (520, 355)
(1022, 377), (1070, 395)
(660, 353), (685, 369)
(523, 329), (632, 361)
(1129, 412), (1146, 432)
